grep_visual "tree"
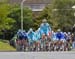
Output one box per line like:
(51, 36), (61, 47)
(0, 1), (16, 40)
(0, 3), (33, 40)
(0, 2), (15, 32)
(38, 0), (75, 31)
(8, 5), (33, 32)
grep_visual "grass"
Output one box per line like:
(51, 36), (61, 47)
(0, 40), (16, 51)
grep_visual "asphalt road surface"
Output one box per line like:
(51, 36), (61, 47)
(0, 52), (75, 59)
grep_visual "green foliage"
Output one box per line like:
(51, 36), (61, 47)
(8, 6), (33, 31)
(0, 1), (33, 40)
(39, 0), (75, 31)
(0, 3), (15, 31)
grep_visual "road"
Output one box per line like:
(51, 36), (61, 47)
(0, 51), (75, 59)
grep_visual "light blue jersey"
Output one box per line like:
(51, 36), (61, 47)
(52, 32), (57, 41)
(40, 23), (51, 36)
(27, 29), (35, 43)
(33, 28), (41, 41)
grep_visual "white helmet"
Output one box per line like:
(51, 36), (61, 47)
(42, 19), (47, 23)
(18, 29), (23, 32)
(29, 28), (33, 32)
(68, 32), (70, 34)
(57, 29), (61, 32)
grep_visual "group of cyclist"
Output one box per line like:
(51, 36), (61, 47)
(16, 19), (75, 51)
